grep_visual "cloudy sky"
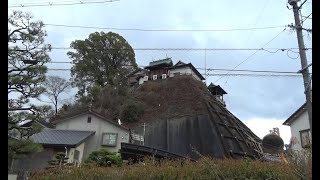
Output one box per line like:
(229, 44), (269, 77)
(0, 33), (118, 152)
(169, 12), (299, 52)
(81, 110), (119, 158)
(9, 0), (312, 144)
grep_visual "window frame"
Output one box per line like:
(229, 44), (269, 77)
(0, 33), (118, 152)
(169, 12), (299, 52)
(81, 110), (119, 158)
(300, 129), (311, 148)
(101, 133), (118, 147)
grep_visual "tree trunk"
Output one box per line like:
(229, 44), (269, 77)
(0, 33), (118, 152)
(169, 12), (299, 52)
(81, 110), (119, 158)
(55, 97), (58, 114)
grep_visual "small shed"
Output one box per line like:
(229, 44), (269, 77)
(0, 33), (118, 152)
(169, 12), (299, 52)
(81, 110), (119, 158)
(208, 83), (227, 106)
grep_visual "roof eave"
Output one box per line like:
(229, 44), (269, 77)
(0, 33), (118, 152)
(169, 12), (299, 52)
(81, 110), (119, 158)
(41, 144), (77, 148)
(282, 103), (307, 125)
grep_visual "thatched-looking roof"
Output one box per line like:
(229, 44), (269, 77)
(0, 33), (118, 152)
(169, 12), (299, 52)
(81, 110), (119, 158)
(130, 75), (262, 160)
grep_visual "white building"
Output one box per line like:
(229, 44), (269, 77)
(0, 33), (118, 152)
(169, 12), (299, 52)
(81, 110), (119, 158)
(53, 108), (130, 159)
(134, 59), (205, 86)
(283, 103), (311, 151)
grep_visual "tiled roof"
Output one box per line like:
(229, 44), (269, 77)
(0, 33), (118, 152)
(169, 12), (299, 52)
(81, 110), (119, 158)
(51, 109), (129, 130)
(31, 129), (95, 147)
(19, 120), (55, 129)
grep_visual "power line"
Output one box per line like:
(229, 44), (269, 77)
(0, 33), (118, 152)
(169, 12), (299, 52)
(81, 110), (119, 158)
(42, 23), (287, 32)
(207, 74), (302, 77)
(301, 13), (312, 24)
(8, 0), (119, 8)
(215, 28), (286, 84)
(198, 68), (309, 74)
(41, 69), (305, 78)
(244, 0), (271, 45)
(9, 46), (311, 52)
(16, 65), (309, 75)
(26, 67), (302, 77)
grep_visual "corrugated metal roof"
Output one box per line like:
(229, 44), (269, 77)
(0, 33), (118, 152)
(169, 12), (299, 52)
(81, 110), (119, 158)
(30, 129), (95, 147)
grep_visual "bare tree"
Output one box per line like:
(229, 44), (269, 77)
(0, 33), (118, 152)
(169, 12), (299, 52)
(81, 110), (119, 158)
(43, 76), (71, 114)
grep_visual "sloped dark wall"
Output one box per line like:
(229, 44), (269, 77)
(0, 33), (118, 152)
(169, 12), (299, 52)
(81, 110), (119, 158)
(133, 115), (226, 159)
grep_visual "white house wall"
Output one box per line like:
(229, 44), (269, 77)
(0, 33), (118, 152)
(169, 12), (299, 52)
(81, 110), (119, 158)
(289, 110), (310, 151)
(169, 67), (192, 77)
(67, 142), (85, 165)
(169, 67), (202, 81)
(191, 70), (201, 81)
(55, 114), (129, 160)
(139, 77), (145, 85)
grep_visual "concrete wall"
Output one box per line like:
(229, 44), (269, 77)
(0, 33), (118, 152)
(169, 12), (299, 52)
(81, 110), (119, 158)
(290, 110), (311, 151)
(55, 114), (129, 160)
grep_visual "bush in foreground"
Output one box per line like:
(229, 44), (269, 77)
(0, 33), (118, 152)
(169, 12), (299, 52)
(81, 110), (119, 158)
(84, 149), (122, 167)
(30, 157), (300, 180)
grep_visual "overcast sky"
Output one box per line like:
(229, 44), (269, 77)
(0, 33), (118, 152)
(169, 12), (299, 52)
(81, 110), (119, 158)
(9, 0), (312, 144)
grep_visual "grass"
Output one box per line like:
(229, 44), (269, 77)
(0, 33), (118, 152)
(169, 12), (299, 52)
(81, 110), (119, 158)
(30, 157), (302, 180)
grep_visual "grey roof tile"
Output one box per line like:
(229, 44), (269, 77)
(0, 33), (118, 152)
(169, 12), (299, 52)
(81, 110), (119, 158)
(30, 129), (95, 147)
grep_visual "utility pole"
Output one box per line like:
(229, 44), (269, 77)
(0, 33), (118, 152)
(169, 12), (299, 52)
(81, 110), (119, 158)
(288, 0), (312, 134)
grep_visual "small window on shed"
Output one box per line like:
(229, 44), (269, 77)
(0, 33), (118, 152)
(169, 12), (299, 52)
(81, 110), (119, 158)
(87, 116), (91, 123)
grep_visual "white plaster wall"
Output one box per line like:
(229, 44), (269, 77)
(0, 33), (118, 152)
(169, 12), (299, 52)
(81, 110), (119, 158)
(191, 70), (201, 81)
(169, 67), (202, 81)
(290, 110), (310, 151)
(68, 148), (75, 164)
(138, 77), (145, 85)
(55, 114), (129, 160)
(67, 142), (85, 164)
(76, 142), (85, 163)
(169, 67), (192, 77)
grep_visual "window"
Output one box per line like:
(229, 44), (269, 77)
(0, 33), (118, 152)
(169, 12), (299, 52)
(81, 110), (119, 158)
(300, 129), (311, 148)
(153, 75), (157, 80)
(102, 133), (118, 146)
(87, 116), (91, 123)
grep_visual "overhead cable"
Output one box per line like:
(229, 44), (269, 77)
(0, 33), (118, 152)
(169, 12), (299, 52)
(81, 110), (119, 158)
(9, 46), (311, 52)
(8, 0), (119, 8)
(41, 23), (286, 32)
(214, 28), (286, 84)
(301, 13), (312, 24)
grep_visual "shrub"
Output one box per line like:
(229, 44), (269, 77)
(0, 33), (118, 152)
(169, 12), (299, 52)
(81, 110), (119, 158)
(84, 149), (122, 167)
(286, 148), (312, 180)
(121, 101), (144, 123)
(48, 152), (69, 167)
(31, 157), (300, 180)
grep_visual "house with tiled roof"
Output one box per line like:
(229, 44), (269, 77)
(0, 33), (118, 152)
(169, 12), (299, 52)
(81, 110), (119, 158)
(129, 58), (205, 86)
(9, 108), (132, 173)
(9, 129), (95, 172)
(51, 108), (130, 157)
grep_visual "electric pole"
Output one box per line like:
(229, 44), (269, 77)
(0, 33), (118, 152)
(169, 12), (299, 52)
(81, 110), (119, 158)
(288, 0), (312, 134)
